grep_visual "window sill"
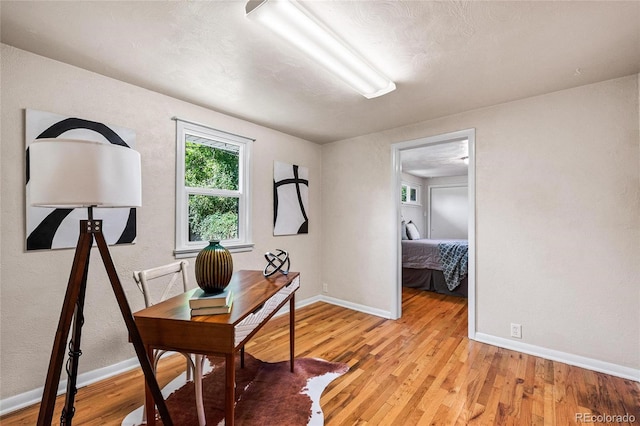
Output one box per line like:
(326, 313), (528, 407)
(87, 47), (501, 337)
(174, 242), (255, 259)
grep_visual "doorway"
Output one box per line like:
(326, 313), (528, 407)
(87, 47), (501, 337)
(391, 129), (476, 339)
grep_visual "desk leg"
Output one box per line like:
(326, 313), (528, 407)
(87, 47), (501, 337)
(225, 352), (235, 426)
(145, 345), (156, 426)
(290, 294), (295, 373)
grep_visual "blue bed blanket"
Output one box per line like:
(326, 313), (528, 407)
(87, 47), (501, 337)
(438, 242), (469, 291)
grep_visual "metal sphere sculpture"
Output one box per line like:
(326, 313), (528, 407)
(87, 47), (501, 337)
(263, 249), (290, 277)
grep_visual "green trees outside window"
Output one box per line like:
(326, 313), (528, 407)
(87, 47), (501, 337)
(185, 141), (240, 241)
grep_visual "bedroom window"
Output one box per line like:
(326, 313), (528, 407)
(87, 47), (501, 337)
(401, 182), (421, 206)
(175, 119), (254, 257)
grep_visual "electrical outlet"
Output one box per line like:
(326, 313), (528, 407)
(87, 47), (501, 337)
(322, 282), (328, 293)
(510, 323), (522, 339)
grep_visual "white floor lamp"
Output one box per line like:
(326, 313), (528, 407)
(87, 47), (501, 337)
(29, 138), (172, 425)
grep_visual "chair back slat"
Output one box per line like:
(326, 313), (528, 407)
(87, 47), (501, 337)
(133, 260), (190, 307)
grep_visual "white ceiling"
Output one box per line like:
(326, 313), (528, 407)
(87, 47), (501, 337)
(1, 1), (639, 144)
(402, 140), (468, 178)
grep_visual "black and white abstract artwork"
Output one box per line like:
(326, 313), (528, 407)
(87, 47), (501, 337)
(25, 109), (137, 251)
(273, 161), (309, 236)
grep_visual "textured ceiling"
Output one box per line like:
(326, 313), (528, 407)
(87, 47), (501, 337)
(402, 140), (468, 178)
(1, 1), (639, 144)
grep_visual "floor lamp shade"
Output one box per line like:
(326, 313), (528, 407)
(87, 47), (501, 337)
(29, 138), (142, 208)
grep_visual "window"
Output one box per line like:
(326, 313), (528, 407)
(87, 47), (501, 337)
(401, 182), (421, 206)
(175, 119), (253, 257)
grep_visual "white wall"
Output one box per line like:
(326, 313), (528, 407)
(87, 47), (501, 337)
(424, 175), (468, 239)
(0, 45), (323, 399)
(400, 172), (425, 236)
(322, 75), (640, 371)
(424, 175), (468, 187)
(428, 185), (468, 239)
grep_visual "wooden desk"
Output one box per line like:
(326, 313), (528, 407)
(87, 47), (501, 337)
(133, 270), (300, 426)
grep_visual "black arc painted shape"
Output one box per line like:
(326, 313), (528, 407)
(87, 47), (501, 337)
(273, 164), (309, 235)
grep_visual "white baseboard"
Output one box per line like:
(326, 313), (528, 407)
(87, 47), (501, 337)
(275, 294), (392, 319)
(273, 294), (323, 317)
(474, 332), (640, 382)
(315, 295), (393, 319)
(0, 356), (141, 416)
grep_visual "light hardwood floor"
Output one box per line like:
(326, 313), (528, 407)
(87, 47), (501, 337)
(2, 288), (638, 425)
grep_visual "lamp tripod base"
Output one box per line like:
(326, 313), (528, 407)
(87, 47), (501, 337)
(37, 218), (172, 425)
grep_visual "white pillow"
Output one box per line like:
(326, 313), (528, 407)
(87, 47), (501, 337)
(406, 221), (420, 240)
(401, 221), (408, 240)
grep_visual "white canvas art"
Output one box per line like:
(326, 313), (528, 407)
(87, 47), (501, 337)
(25, 109), (137, 250)
(273, 161), (309, 236)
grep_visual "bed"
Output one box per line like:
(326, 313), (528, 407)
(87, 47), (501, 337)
(402, 238), (469, 297)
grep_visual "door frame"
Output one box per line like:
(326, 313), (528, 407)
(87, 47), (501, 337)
(390, 128), (476, 339)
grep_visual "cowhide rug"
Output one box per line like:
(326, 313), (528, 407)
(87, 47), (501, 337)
(123, 353), (348, 426)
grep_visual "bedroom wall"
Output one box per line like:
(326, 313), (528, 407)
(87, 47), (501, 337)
(424, 175), (468, 239)
(0, 44), (323, 400)
(400, 172), (425, 237)
(423, 175), (468, 187)
(321, 75), (640, 372)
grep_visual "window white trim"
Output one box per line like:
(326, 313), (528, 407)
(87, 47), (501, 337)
(401, 181), (421, 206)
(174, 119), (253, 257)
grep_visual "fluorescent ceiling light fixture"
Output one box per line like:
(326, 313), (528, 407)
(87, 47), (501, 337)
(246, 0), (396, 99)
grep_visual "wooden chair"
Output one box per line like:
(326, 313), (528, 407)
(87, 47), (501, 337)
(133, 260), (205, 425)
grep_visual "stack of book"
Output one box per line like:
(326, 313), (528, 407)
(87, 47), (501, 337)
(189, 288), (234, 317)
